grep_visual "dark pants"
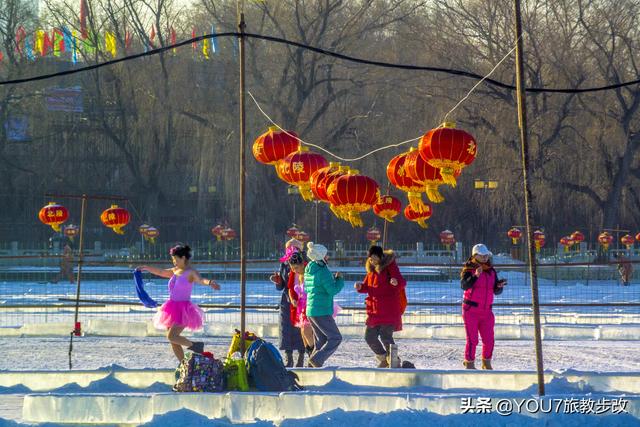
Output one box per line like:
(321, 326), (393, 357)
(308, 315), (342, 367)
(365, 324), (395, 356)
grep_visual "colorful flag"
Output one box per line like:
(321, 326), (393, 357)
(211, 25), (217, 53)
(170, 27), (177, 53)
(203, 36), (209, 59)
(105, 31), (117, 57)
(53, 29), (65, 57)
(71, 30), (78, 63)
(80, 0), (88, 38)
(15, 26), (27, 56)
(192, 27), (197, 50)
(35, 30), (45, 56)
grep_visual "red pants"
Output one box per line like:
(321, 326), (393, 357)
(462, 306), (495, 361)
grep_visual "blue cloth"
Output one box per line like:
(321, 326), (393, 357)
(133, 270), (158, 308)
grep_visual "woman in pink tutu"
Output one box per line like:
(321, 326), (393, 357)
(138, 244), (220, 361)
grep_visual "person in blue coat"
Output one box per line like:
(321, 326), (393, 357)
(269, 238), (305, 367)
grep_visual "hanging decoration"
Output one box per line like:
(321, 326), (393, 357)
(221, 227), (236, 241)
(418, 122), (477, 187)
(440, 229), (455, 249)
(144, 226), (159, 244)
(286, 225), (300, 239)
(403, 204), (432, 229)
(507, 227), (522, 245)
(570, 231), (585, 247)
(387, 151), (429, 213)
(211, 224), (225, 241)
(404, 147), (452, 204)
(533, 230), (546, 253)
(327, 170), (379, 228)
(598, 232), (613, 252)
(373, 195), (402, 223)
(636, 232), (640, 243)
(253, 127), (301, 166)
(311, 164), (349, 220)
(100, 204), (130, 235)
(277, 147), (328, 201)
(621, 234), (635, 250)
(559, 236), (573, 253)
(366, 227), (381, 244)
(138, 224), (150, 236)
(38, 202), (69, 232)
(63, 224), (79, 240)
(295, 230), (310, 243)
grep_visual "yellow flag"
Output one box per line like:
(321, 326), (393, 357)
(105, 32), (117, 57)
(35, 30), (45, 56)
(203, 37), (210, 59)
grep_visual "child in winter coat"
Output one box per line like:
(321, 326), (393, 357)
(355, 245), (407, 368)
(460, 243), (506, 370)
(270, 238), (305, 367)
(304, 242), (344, 367)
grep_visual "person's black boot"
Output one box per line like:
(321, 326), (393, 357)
(187, 341), (204, 354)
(305, 345), (314, 357)
(296, 350), (305, 367)
(285, 350), (294, 368)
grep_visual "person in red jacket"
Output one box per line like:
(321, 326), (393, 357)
(355, 245), (407, 368)
(460, 243), (507, 370)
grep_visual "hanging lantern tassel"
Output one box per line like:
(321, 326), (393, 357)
(298, 185), (315, 202)
(407, 192), (429, 213)
(424, 183), (445, 204)
(348, 211), (364, 228)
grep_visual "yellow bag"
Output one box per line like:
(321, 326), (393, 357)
(226, 330), (258, 359)
(224, 357), (249, 391)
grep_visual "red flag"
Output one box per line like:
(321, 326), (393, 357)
(170, 27), (177, 53)
(42, 31), (54, 56)
(125, 30), (132, 51)
(192, 27), (196, 50)
(15, 26), (27, 55)
(80, 0), (88, 38)
(149, 25), (156, 48)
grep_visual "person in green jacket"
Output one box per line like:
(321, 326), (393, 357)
(304, 242), (344, 367)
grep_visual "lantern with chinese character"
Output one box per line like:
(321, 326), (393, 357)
(64, 224), (79, 240)
(286, 225), (300, 239)
(310, 163), (340, 202)
(211, 225), (225, 241)
(327, 170), (379, 227)
(366, 227), (381, 243)
(533, 230), (546, 252)
(404, 147), (453, 204)
(559, 236), (573, 252)
(598, 232), (613, 251)
(252, 126), (300, 165)
(418, 122), (477, 187)
(507, 227), (522, 245)
(440, 229), (455, 249)
(295, 230), (310, 243)
(571, 231), (585, 245)
(403, 204), (432, 229)
(277, 147), (328, 201)
(144, 226), (159, 244)
(100, 205), (130, 235)
(373, 195), (402, 222)
(222, 228), (236, 241)
(621, 234), (635, 250)
(387, 151), (429, 213)
(38, 202), (69, 232)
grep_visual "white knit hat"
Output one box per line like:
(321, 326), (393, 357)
(472, 243), (492, 257)
(306, 242), (328, 261)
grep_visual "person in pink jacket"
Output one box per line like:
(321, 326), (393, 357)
(460, 244), (506, 370)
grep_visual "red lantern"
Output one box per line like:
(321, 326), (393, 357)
(598, 232), (613, 251)
(507, 227), (522, 245)
(144, 226), (159, 244)
(277, 147), (328, 201)
(252, 126), (300, 165)
(571, 231), (584, 244)
(403, 204), (432, 229)
(295, 230), (310, 243)
(440, 229), (455, 246)
(621, 234), (635, 250)
(404, 147), (453, 204)
(418, 122), (477, 187)
(327, 170), (379, 227)
(138, 224), (151, 236)
(313, 165), (349, 220)
(211, 225), (225, 241)
(533, 230), (546, 253)
(222, 228), (236, 241)
(38, 202), (69, 232)
(559, 236), (574, 252)
(387, 151), (428, 213)
(286, 225), (300, 239)
(310, 163), (341, 201)
(373, 195), (402, 223)
(366, 227), (381, 243)
(64, 224), (79, 240)
(636, 232), (640, 243)
(100, 205), (130, 235)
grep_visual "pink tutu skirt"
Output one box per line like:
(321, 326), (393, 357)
(153, 300), (205, 331)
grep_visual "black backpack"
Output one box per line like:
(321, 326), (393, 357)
(245, 339), (303, 391)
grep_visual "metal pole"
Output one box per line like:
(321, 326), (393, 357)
(315, 201), (319, 242)
(237, 1), (248, 351)
(69, 194), (87, 370)
(513, 0), (545, 396)
(382, 219), (389, 249)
